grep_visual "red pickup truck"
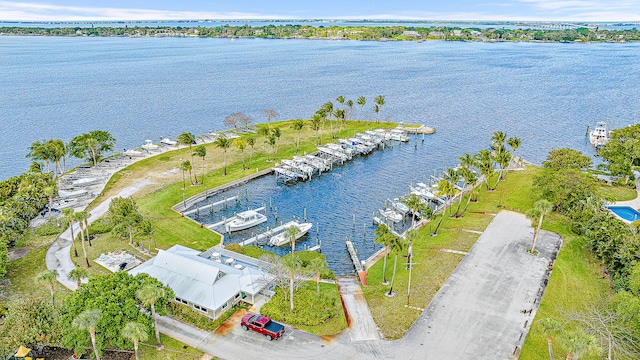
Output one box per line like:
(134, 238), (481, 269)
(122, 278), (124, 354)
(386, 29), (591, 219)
(240, 313), (285, 341)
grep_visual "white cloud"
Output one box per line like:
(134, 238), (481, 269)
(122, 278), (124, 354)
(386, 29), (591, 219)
(0, 1), (289, 21)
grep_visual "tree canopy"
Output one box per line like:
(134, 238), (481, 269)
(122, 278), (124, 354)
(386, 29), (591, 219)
(599, 124), (640, 179)
(543, 148), (593, 171)
(68, 130), (115, 165)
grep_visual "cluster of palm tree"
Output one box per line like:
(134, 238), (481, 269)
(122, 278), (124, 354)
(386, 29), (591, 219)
(257, 126), (281, 161)
(374, 224), (409, 297)
(26, 139), (67, 176)
(107, 197), (155, 252)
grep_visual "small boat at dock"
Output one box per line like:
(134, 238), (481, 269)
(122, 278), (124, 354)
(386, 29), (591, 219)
(141, 140), (159, 150)
(160, 137), (177, 146)
(589, 122), (610, 147)
(268, 221), (313, 247)
(225, 209), (267, 233)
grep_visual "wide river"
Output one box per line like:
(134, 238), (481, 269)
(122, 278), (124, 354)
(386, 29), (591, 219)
(2, 37), (639, 273)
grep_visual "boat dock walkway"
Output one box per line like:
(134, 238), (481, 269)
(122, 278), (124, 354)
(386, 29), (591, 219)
(207, 206), (266, 230)
(182, 196), (239, 217)
(238, 220), (298, 246)
(401, 125), (436, 134)
(346, 239), (368, 285)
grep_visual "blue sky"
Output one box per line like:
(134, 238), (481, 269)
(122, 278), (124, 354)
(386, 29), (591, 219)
(1, 0), (639, 22)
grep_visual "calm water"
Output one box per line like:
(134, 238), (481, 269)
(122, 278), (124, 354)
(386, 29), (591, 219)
(2, 37), (639, 180)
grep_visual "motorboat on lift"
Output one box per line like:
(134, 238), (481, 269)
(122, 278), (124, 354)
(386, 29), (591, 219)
(268, 221), (313, 247)
(225, 209), (267, 233)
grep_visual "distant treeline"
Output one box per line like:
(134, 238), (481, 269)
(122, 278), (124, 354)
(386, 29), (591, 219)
(2, 24), (640, 42)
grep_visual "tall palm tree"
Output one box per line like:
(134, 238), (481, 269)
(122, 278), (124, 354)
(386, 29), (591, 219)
(73, 309), (102, 360)
(335, 109), (345, 135)
(316, 108), (328, 143)
(310, 114), (322, 145)
(373, 104), (380, 123)
(322, 102), (334, 137)
(62, 208), (78, 257)
(265, 135), (276, 161)
(68, 267), (88, 289)
(336, 95), (345, 110)
(291, 119), (305, 153)
(528, 199), (553, 254)
(432, 179), (455, 236)
(35, 269), (58, 305)
(507, 136), (522, 171)
(194, 145), (207, 185)
(137, 220), (155, 251)
(387, 234), (407, 297)
(356, 96), (366, 120)
(374, 95), (385, 123)
(457, 167), (479, 217)
(27, 140), (48, 173)
(478, 149), (495, 190)
(214, 136), (232, 176)
(182, 160), (193, 185)
(491, 131), (507, 150)
(121, 321), (149, 360)
(85, 137), (99, 166)
(346, 99), (354, 119)
(403, 193), (425, 228)
(74, 211), (90, 267)
(234, 138), (247, 170)
(374, 224), (392, 285)
(177, 132), (196, 172)
(286, 225), (300, 257)
(538, 318), (562, 360)
(308, 257), (327, 295)
(282, 256), (301, 311)
(246, 137), (256, 166)
(271, 128), (281, 159)
(135, 284), (165, 348)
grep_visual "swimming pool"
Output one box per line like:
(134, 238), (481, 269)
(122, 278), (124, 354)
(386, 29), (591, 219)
(607, 206), (640, 222)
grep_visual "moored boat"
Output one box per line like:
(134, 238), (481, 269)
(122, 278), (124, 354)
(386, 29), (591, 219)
(268, 221), (313, 247)
(225, 209), (267, 233)
(589, 122), (610, 147)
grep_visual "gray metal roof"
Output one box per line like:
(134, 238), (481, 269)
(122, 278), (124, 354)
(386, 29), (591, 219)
(129, 245), (273, 311)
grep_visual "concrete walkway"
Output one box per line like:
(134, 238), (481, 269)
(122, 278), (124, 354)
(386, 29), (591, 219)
(156, 211), (561, 360)
(46, 179), (152, 290)
(336, 276), (380, 341)
(613, 183), (640, 208)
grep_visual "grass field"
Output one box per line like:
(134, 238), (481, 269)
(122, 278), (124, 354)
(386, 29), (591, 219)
(598, 183), (638, 202)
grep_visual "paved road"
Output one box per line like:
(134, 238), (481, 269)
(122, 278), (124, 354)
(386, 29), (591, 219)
(46, 180), (151, 290)
(159, 211), (561, 360)
(336, 276), (380, 341)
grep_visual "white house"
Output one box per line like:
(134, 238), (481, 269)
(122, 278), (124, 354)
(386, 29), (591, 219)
(129, 244), (274, 319)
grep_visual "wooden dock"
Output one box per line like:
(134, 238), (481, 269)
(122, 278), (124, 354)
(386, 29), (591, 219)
(346, 239), (368, 286)
(182, 195), (239, 217)
(402, 125), (436, 134)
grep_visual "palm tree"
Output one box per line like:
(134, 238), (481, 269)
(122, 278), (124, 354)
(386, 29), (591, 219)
(494, 146), (512, 185)
(336, 95), (345, 110)
(121, 321), (148, 360)
(373, 104), (380, 123)
(291, 119), (305, 153)
(527, 199), (553, 254)
(286, 225), (300, 257)
(334, 109), (346, 135)
(310, 114), (322, 145)
(62, 208), (78, 257)
(68, 267), (88, 289)
(387, 234), (408, 297)
(194, 145), (206, 185)
(43, 185), (55, 219)
(308, 257), (327, 295)
(177, 132), (196, 175)
(27, 140), (49, 173)
(35, 269), (58, 305)
(83, 212), (91, 247)
(262, 109), (278, 129)
(404, 229), (418, 269)
(346, 99), (354, 119)
(356, 96), (366, 120)
(561, 330), (601, 360)
(137, 220), (155, 251)
(282, 256), (301, 311)
(136, 284), (165, 348)
(234, 138), (247, 170)
(374, 224), (392, 285)
(73, 309), (102, 360)
(538, 318), (562, 360)
(322, 102), (334, 137)
(374, 95), (385, 123)
(271, 128), (281, 159)
(478, 149), (495, 190)
(316, 108), (328, 143)
(246, 137), (256, 167)
(182, 160), (193, 185)
(507, 136), (522, 171)
(457, 167), (479, 217)
(74, 211), (90, 267)
(214, 136), (232, 176)
(491, 131), (507, 150)
(265, 135), (276, 161)
(432, 179), (455, 236)
(403, 193), (425, 228)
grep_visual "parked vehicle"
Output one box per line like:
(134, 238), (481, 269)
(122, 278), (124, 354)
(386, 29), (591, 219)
(240, 313), (285, 341)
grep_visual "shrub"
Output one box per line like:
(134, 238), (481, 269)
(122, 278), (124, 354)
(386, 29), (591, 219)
(261, 282), (339, 327)
(168, 302), (247, 331)
(224, 243), (242, 254)
(88, 217), (113, 234)
(36, 219), (65, 236)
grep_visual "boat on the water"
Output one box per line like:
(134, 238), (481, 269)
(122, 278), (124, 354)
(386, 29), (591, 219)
(268, 221), (313, 247)
(589, 122), (610, 147)
(142, 139), (159, 150)
(160, 137), (177, 146)
(390, 198), (410, 215)
(379, 208), (403, 223)
(225, 209), (267, 233)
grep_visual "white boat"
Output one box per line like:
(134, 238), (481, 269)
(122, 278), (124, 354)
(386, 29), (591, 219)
(141, 140), (159, 150)
(390, 128), (410, 142)
(268, 221), (313, 247)
(225, 209), (267, 233)
(160, 137), (177, 146)
(123, 149), (144, 157)
(589, 122), (610, 147)
(390, 199), (410, 215)
(379, 208), (403, 223)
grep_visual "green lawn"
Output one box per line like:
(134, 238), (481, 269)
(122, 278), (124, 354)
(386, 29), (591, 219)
(362, 168), (539, 339)
(138, 335), (204, 360)
(598, 183), (638, 201)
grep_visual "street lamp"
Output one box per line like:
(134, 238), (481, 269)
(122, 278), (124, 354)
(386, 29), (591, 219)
(180, 157), (186, 190)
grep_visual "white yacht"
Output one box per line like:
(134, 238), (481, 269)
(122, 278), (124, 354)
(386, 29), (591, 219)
(379, 208), (403, 223)
(225, 209), (267, 233)
(589, 122), (610, 147)
(160, 137), (177, 146)
(268, 221), (313, 247)
(141, 140), (159, 150)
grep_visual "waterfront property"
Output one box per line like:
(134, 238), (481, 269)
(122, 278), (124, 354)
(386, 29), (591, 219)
(129, 245), (274, 319)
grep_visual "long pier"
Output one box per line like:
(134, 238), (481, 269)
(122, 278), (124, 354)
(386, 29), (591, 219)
(182, 195), (239, 217)
(346, 239), (368, 285)
(238, 220), (298, 246)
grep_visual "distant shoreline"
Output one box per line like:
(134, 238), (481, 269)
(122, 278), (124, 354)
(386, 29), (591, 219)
(1, 23), (639, 43)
